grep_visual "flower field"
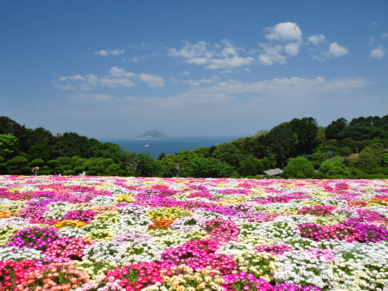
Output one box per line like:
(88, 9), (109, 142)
(1, 176), (388, 291)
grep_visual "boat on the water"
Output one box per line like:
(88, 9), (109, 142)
(142, 144), (149, 148)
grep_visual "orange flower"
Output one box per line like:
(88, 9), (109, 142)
(0, 210), (12, 219)
(347, 201), (368, 208)
(150, 218), (175, 230)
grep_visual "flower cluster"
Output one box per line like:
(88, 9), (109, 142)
(1, 176), (388, 291)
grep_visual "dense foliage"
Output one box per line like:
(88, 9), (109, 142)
(1, 114), (388, 178)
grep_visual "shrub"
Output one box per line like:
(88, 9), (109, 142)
(282, 157), (314, 178)
(73, 166), (85, 173)
(75, 158), (86, 167)
(9, 170), (21, 175)
(57, 157), (71, 165)
(313, 172), (324, 179)
(370, 167), (388, 175)
(96, 158), (115, 168)
(47, 160), (59, 169)
(296, 173), (306, 179)
(40, 166), (49, 171)
(319, 159), (351, 176)
(21, 166), (31, 174)
(29, 158), (45, 167)
(229, 171), (241, 178)
(38, 170), (49, 175)
(70, 156), (80, 168)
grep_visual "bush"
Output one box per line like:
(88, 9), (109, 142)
(38, 170), (49, 175)
(313, 172), (324, 179)
(40, 166), (49, 171)
(106, 164), (121, 175)
(96, 158), (115, 168)
(75, 158), (86, 167)
(73, 166), (85, 173)
(117, 170), (126, 176)
(87, 170), (96, 176)
(382, 153), (388, 167)
(57, 157), (71, 165)
(229, 171), (241, 178)
(319, 159), (351, 176)
(29, 158), (45, 167)
(8, 156), (28, 166)
(282, 157), (314, 178)
(49, 169), (55, 175)
(21, 166), (31, 175)
(183, 157), (234, 178)
(0, 156), (4, 163)
(296, 173), (306, 179)
(9, 170), (21, 175)
(47, 160), (59, 169)
(0, 163), (8, 174)
(370, 167), (388, 175)
(70, 156), (80, 168)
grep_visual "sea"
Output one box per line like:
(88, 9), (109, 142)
(98, 136), (243, 159)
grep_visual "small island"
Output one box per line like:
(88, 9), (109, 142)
(132, 130), (168, 140)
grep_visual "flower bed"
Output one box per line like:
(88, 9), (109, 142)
(0, 176), (388, 291)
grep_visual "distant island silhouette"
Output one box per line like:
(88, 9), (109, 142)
(132, 130), (168, 140)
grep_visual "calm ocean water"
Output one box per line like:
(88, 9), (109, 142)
(99, 136), (243, 159)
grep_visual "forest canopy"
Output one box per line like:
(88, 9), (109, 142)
(1, 114), (388, 179)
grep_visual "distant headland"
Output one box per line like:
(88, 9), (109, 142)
(132, 130), (168, 140)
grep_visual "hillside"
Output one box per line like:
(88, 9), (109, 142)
(133, 130), (168, 140)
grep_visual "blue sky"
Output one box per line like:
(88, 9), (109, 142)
(1, 1), (387, 138)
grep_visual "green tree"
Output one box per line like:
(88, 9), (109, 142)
(319, 159), (351, 176)
(381, 153), (388, 167)
(0, 134), (19, 159)
(240, 155), (262, 176)
(213, 143), (242, 168)
(183, 157), (234, 178)
(325, 118), (349, 140)
(135, 153), (163, 177)
(7, 156), (29, 175)
(29, 159), (45, 168)
(282, 156), (314, 178)
(106, 164), (121, 175)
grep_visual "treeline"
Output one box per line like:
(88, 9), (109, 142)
(1, 115), (388, 179)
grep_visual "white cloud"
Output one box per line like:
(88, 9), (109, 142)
(52, 82), (75, 90)
(258, 44), (286, 65)
(56, 67), (164, 89)
(245, 68), (250, 73)
(370, 45), (386, 60)
(70, 93), (113, 101)
(381, 33), (388, 39)
(182, 71), (190, 75)
(368, 36), (377, 46)
(193, 76), (370, 96)
(108, 67), (136, 78)
(182, 79), (214, 86)
(220, 39), (244, 57)
(323, 42), (349, 58)
(100, 78), (136, 88)
(59, 74), (86, 81)
(284, 43), (300, 56)
(206, 56), (255, 69)
(371, 22), (380, 27)
(308, 34), (325, 45)
(95, 49), (125, 56)
(168, 40), (253, 69)
(169, 41), (215, 59)
(264, 22), (302, 42)
(138, 74), (165, 87)
(124, 56), (147, 62)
